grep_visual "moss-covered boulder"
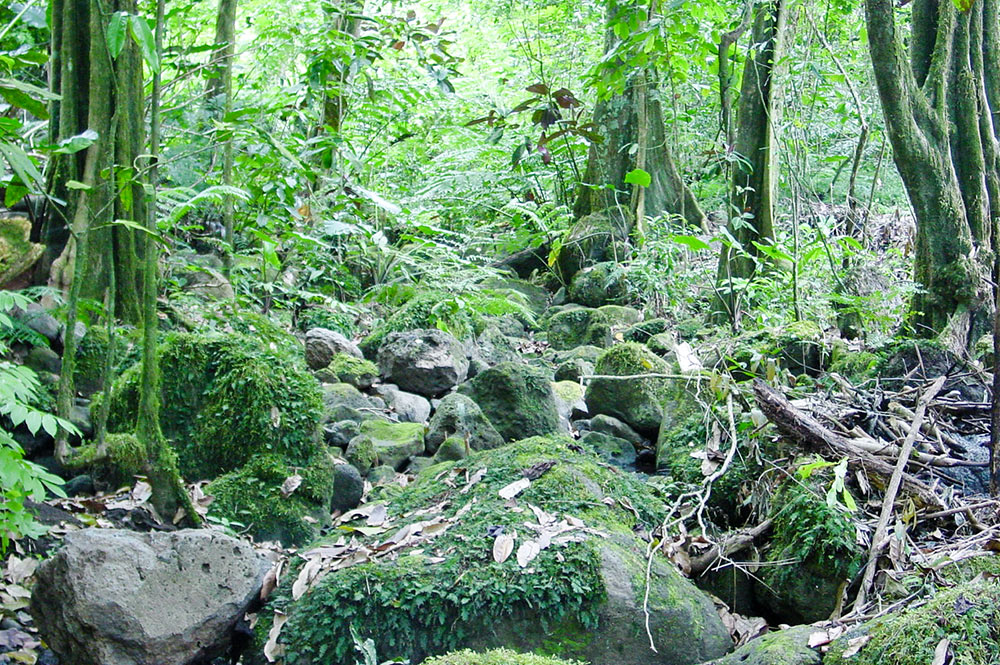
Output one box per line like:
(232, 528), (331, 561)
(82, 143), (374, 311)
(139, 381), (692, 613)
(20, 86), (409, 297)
(356, 420), (426, 470)
(825, 578), (1000, 665)
(321, 382), (383, 424)
(624, 319), (670, 342)
(318, 353), (378, 390)
(578, 431), (636, 469)
(756, 471), (863, 623)
(424, 649), (584, 665)
(105, 332), (324, 480)
(554, 358), (592, 383)
(585, 343), (670, 435)
(704, 626), (820, 665)
(251, 436), (731, 665)
(377, 329), (470, 398)
(67, 432), (147, 490)
(459, 363), (561, 441)
(0, 216), (44, 286)
(206, 452), (335, 546)
(555, 207), (633, 280)
(595, 305), (642, 327)
(546, 307), (615, 351)
(567, 262), (627, 307)
(551, 380), (586, 423)
(426, 393), (503, 454)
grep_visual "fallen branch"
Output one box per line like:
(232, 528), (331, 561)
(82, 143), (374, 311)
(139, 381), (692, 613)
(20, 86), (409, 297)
(752, 379), (944, 509)
(853, 376), (946, 611)
(689, 518), (774, 577)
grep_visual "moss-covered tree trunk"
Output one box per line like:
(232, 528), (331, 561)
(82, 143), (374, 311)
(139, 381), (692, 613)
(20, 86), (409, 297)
(45, 0), (146, 323)
(864, 0), (999, 342)
(573, 1), (707, 231)
(205, 0), (238, 274)
(321, 0), (364, 134)
(711, 0), (789, 325)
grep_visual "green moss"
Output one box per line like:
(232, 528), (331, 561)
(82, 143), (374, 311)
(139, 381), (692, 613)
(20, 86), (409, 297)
(326, 352), (378, 387)
(345, 434), (377, 475)
(585, 343), (670, 434)
(551, 380), (584, 404)
(105, 331), (324, 480)
(546, 308), (615, 350)
(825, 579), (1000, 665)
(298, 307), (356, 337)
(67, 433), (147, 488)
(458, 362), (560, 441)
(255, 436), (675, 665)
(568, 262), (627, 307)
(206, 452), (333, 546)
(423, 648), (585, 665)
(829, 347), (878, 382)
(358, 420), (426, 469)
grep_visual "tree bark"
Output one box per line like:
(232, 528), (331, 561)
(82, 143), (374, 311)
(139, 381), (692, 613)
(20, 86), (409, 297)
(864, 0), (999, 340)
(573, 1), (707, 231)
(711, 0), (789, 325)
(44, 0), (146, 324)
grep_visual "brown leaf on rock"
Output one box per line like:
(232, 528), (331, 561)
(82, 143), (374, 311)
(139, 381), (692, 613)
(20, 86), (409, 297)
(522, 461), (556, 480)
(499, 478), (530, 500)
(280, 474), (303, 498)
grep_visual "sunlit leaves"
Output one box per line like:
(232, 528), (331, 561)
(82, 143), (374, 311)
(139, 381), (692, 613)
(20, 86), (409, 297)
(952, 0), (976, 11)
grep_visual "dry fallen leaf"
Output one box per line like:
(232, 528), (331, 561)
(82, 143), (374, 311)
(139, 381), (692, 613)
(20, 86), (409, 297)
(516, 540), (541, 568)
(264, 611), (287, 662)
(840, 635), (871, 658)
(493, 532), (516, 563)
(461, 467), (487, 494)
(930, 638), (950, 665)
(498, 478), (531, 500)
(281, 474), (303, 498)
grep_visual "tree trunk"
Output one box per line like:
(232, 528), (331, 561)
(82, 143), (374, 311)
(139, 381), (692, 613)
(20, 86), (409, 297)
(45, 0), (146, 324)
(573, 1), (707, 231)
(864, 0), (999, 341)
(205, 0), (238, 274)
(322, 1), (364, 134)
(712, 0), (789, 325)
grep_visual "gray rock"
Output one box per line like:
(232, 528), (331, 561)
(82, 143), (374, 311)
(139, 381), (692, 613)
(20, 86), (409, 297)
(182, 265), (234, 300)
(425, 393), (503, 454)
(554, 358), (593, 383)
(589, 414), (644, 446)
(407, 457), (435, 474)
(377, 329), (469, 397)
(432, 436), (469, 463)
(59, 321), (86, 348)
(70, 402), (92, 438)
(568, 262), (628, 307)
(579, 431), (637, 469)
(551, 380), (588, 427)
(24, 346), (61, 375)
(13, 303), (61, 344)
(357, 420), (425, 470)
(30, 528), (268, 665)
(331, 463), (364, 512)
(375, 385), (432, 423)
(64, 474), (95, 497)
(458, 362), (561, 442)
(322, 383), (378, 422)
(368, 465), (397, 485)
(324, 420), (360, 448)
(703, 625), (820, 665)
(306, 328), (363, 370)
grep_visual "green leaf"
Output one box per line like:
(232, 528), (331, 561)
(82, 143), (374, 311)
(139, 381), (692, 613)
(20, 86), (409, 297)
(953, 0), (975, 11)
(54, 129), (99, 155)
(129, 15), (159, 73)
(624, 168), (651, 187)
(66, 180), (92, 191)
(0, 143), (44, 191)
(669, 234), (711, 252)
(106, 12), (129, 59)
(0, 79), (52, 119)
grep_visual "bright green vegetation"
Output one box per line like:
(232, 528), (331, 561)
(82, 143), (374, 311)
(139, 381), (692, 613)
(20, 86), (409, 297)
(825, 579), (1000, 665)
(253, 436), (679, 664)
(206, 452), (335, 545)
(105, 331), (324, 479)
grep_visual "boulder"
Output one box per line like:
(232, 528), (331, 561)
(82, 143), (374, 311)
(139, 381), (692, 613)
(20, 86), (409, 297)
(305, 327), (363, 370)
(546, 308), (614, 350)
(704, 626), (820, 665)
(585, 343), (671, 435)
(556, 207), (633, 280)
(425, 393), (503, 454)
(323, 419), (360, 448)
(322, 382), (378, 422)
(568, 262), (627, 307)
(30, 528), (269, 665)
(375, 385), (432, 423)
(0, 216), (44, 287)
(377, 329), (469, 397)
(579, 431), (637, 469)
(588, 414), (643, 447)
(24, 346), (61, 375)
(357, 420), (425, 470)
(12, 302), (61, 345)
(432, 436), (469, 463)
(181, 265), (235, 300)
(554, 358), (593, 383)
(331, 463), (364, 512)
(458, 362), (560, 441)
(252, 436), (731, 665)
(552, 380), (588, 424)
(317, 352), (378, 390)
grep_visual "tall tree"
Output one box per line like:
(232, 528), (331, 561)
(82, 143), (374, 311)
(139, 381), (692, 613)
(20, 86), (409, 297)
(45, 0), (147, 323)
(712, 0), (790, 325)
(864, 0), (998, 342)
(205, 0), (238, 274)
(574, 0), (707, 232)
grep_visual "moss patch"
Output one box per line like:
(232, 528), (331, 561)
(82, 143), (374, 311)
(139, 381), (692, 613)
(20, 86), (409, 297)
(825, 579), (1000, 665)
(253, 436), (676, 665)
(423, 649), (585, 665)
(585, 343), (670, 434)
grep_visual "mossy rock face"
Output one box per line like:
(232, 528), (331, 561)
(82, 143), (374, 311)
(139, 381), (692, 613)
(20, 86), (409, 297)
(69, 433), (147, 489)
(824, 579), (1000, 665)
(595, 305), (642, 327)
(829, 345), (878, 382)
(478, 276), (551, 317)
(585, 343), (670, 435)
(546, 308), (615, 351)
(0, 216), (44, 286)
(756, 473), (863, 623)
(554, 358), (592, 383)
(578, 431), (636, 469)
(251, 436), (731, 665)
(551, 380), (586, 422)
(321, 353), (378, 390)
(423, 648), (584, 665)
(556, 207), (634, 280)
(459, 363), (561, 441)
(433, 436), (469, 462)
(624, 318), (670, 342)
(704, 625), (820, 665)
(357, 420), (426, 470)
(877, 340), (986, 401)
(206, 453), (334, 546)
(568, 262), (627, 307)
(105, 332), (324, 481)
(426, 393), (503, 454)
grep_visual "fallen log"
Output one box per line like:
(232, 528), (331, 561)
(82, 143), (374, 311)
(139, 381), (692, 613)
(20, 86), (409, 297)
(752, 379), (945, 510)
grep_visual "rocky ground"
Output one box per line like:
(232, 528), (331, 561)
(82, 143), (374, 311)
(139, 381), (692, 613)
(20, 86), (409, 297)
(4, 209), (1000, 665)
